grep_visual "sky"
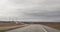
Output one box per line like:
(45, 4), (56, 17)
(0, 0), (60, 22)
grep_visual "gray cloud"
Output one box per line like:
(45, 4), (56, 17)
(0, 0), (60, 21)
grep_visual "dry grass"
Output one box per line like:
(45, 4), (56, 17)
(41, 22), (60, 30)
(0, 27), (15, 31)
(0, 26), (24, 32)
(0, 21), (26, 32)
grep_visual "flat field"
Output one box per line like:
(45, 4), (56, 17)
(0, 21), (26, 32)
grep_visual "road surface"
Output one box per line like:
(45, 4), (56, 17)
(6, 24), (60, 32)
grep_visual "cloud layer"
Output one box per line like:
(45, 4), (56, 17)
(0, 0), (60, 21)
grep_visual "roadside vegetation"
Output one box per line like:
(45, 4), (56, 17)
(0, 21), (26, 32)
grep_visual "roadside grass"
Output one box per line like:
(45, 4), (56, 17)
(0, 26), (17, 32)
(0, 24), (28, 32)
(0, 21), (26, 32)
(0, 27), (14, 30)
(42, 23), (60, 30)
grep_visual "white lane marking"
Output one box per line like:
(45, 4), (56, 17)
(41, 27), (48, 32)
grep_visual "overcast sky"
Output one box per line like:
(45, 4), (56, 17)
(0, 0), (60, 22)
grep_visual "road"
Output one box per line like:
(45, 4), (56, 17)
(6, 24), (60, 32)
